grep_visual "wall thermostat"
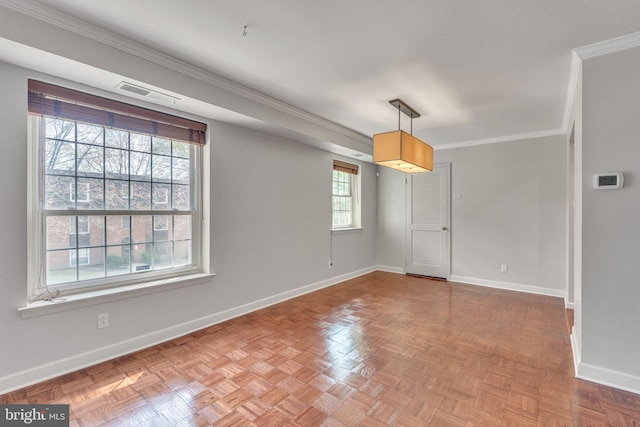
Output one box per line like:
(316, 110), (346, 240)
(593, 172), (624, 189)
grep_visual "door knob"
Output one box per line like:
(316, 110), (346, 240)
(442, 226), (448, 231)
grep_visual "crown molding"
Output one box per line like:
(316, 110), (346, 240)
(435, 32), (640, 150)
(0, 0), (371, 146)
(575, 31), (640, 60)
(433, 128), (566, 150)
(560, 31), (640, 134)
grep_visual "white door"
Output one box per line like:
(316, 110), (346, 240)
(406, 163), (450, 278)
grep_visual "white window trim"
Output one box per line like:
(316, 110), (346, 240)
(331, 166), (361, 230)
(331, 227), (364, 235)
(19, 272), (216, 319)
(25, 87), (211, 304)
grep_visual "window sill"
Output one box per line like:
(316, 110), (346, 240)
(18, 273), (216, 319)
(331, 227), (364, 235)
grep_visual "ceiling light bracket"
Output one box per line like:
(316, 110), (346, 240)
(389, 99), (420, 119)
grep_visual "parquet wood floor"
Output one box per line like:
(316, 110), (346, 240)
(3, 271), (640, 426)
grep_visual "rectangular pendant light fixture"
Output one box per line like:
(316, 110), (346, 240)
(373, 99), (433, 173)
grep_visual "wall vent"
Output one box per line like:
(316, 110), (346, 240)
(116, 82), (179, 104)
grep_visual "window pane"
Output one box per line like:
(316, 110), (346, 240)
(106, 180), (129, 210)
(154, 242), (172, 270)
(77, 123), (103, 145)
(45, 118), (75, 141)
(131, 182), (151, 210)
(174, 216), (191, 240)
(135, 243), (153, 271)
(332, 171), (351, 196)
(76, 177), (104, 209)
(152, 184), (170, 209)
(45, 140), (75, 175)
(106, 245), (131, 276)
(77, 144), (104, 177)
(106, 215), (130, 246)
(131, 215), (152, 244)
(152, 137), (171, 155)
(105, 148), (129, 179)
(172, 184), (190, 211)
(79, 247), (105, 281)
(172, 158), (190, 184)
(152, 154), (171, 182)
(77, 216), (104, 247)
(47, 250), (76, 285)
(105, 129), (128, 149)
(130, 133), (151, 152)
(45, 176), (75, 209)
(130, 151), (151, 181)
(174, 241), (191, 266)
(172, 141), (190, 158)
(47, 216), (74, 249)
(153, 215), (171, 241)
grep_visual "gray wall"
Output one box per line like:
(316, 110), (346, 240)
(581, 46), (640, 379)
(377, 136), (567, 296)
(445, 138), (567, 292)
(376, 167), (406, 271)
(0, 60), (377, 392)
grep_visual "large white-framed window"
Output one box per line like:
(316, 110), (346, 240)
(332, 159), (361, 229)
(28, 80), (207, 298)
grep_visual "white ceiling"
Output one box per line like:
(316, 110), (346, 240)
(9, 1), (640, 148)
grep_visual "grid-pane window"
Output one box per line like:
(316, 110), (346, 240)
(29, 80), (205, 295)
(332, 170), (353, 228)
(332, 160), (360, 229)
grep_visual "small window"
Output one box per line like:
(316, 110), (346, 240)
(332, 160), (360, 229)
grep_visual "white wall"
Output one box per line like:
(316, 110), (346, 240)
(0, 60), (377, 393)
(377, 137), (567, 297)
(579, 46), (640, 389)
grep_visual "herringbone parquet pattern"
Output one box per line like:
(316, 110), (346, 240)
(3, 272), (640, 425)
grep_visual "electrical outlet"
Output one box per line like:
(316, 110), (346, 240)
(328, 260), (333, 269)
(501, 264), (509, 273)
(97, 313), (109, 329)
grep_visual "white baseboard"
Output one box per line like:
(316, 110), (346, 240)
(0, 266), (376, 395)
(570, 326), (580, 376)
(576, 361), (640, 395)
(375, 265), (404, 274)
(565, 300), (575, 309)
(450, 275), (567, 299)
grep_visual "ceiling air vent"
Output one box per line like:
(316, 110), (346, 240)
(116, 82), (179, 104)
